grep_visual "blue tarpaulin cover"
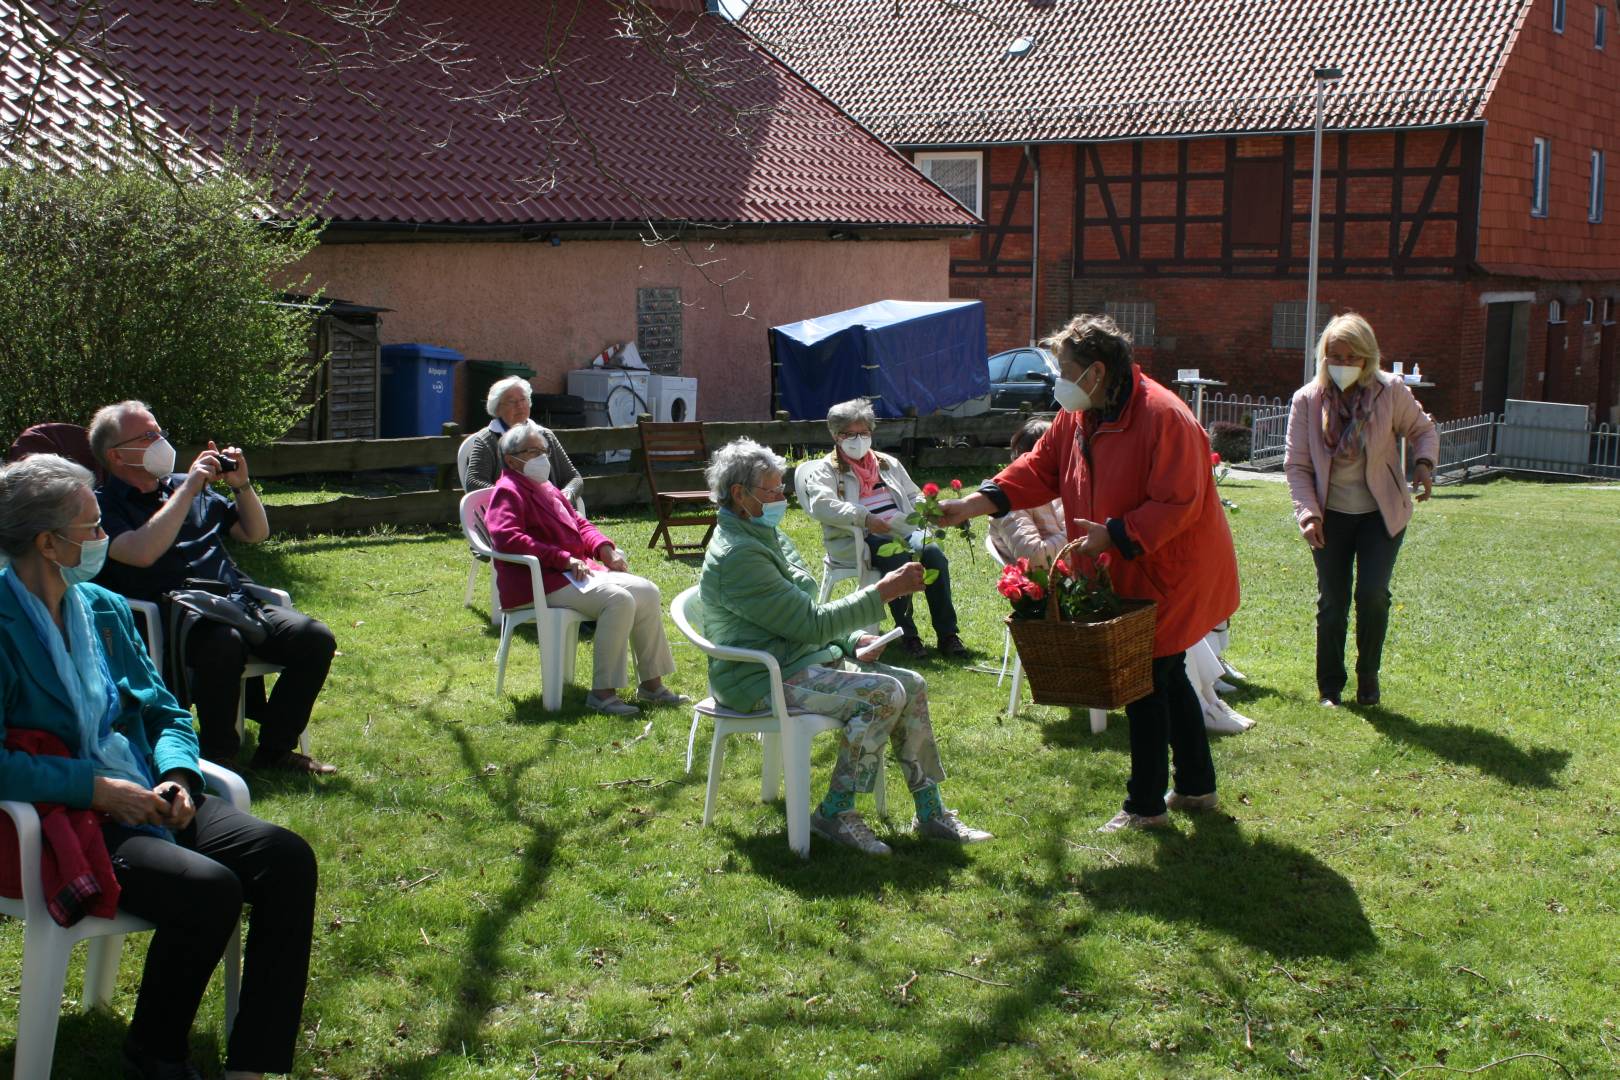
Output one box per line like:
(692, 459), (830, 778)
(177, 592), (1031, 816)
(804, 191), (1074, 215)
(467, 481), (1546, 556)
(769, 299), (989, 420)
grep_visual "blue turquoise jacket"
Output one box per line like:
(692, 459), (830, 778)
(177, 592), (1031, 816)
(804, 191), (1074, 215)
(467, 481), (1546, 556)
(0, 573), (200, 808)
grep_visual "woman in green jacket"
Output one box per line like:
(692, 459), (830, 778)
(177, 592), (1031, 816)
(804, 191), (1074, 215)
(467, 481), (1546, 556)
(0, 455), (315, 1080)
(698, 438), (992, 856)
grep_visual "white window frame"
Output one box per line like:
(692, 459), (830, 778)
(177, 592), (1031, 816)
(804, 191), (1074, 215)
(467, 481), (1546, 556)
(1598, 3), (1608, 48)
(1585, 298), (1597, 322)
(1554, 0), (1566, 33)
(913, 151), (984, 217)
(1590, 148), (1606, 222)
(1549, 299), (1565, 323)
(1532, 137), (1551, 217)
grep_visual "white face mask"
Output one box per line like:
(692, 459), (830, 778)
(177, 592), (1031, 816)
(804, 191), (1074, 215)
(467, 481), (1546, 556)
(521, 455), (551, 484)
(141, 437), (177, 478)
(1052, 365), (1101, 413)
(839, 435), (872, 460)
(1328, 364), (1363, 391)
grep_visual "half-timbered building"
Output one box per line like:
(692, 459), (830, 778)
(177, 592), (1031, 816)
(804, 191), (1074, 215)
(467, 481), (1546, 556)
(747, 0), (1620, 422)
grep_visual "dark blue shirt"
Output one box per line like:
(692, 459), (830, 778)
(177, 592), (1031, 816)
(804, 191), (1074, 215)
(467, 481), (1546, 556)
(95, 474), (244, 602)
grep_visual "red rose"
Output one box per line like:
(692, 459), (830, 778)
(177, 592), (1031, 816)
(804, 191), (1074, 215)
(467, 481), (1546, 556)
(1015, 557), (1030, 573)
(950, 478), (963, 490)
(922, 482), (940, 497)
(1053, 559), (1070, 578)
(1023, 582), (1045, 601)
(1211, 452), (1221, 465)
(998, 580), (1023, 599)
(1096, 551), (1112, 570)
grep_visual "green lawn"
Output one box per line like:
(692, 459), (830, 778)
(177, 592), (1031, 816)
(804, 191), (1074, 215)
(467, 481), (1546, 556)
(4, 476), (1617, 1078)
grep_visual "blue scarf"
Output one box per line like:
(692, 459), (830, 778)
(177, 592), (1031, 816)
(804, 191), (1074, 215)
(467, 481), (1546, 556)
(2, 571), (155, 791)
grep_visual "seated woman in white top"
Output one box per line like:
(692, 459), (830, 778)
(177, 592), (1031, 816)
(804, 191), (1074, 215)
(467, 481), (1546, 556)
(987, 417), (1066, 570)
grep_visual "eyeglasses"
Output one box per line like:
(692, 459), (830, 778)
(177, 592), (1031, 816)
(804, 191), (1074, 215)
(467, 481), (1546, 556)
(59, 517), (104, 538)
(753, 483), (786, 498)
(113, 429), (167, 450)
(511, 447), (546, 460)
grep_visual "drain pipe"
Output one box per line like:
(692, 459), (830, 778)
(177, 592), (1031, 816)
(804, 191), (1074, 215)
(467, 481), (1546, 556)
(1025, 143), (1040, 345)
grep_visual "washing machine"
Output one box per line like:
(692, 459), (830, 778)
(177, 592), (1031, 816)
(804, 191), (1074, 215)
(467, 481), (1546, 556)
(648, 375), (698, 423)
(566, 368), (652, 463)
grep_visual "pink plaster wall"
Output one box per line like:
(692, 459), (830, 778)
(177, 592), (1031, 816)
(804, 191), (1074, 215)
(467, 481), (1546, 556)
(291, 237), (954, 421)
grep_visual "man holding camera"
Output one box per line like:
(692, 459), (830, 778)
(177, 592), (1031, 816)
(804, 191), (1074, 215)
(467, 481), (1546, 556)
(89, 400), (338, 774)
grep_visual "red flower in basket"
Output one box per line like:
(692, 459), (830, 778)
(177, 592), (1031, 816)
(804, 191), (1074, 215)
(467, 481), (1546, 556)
(921, 482), (940, 497)
(1022, 581), (1044, 601)
(1096, 551), (1113, 571)
(1052, 558), (1072, 579)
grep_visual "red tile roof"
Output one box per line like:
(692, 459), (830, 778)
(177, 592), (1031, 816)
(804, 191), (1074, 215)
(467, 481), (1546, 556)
(744, 0), (1528, 146)
(1, 0), (976, 229)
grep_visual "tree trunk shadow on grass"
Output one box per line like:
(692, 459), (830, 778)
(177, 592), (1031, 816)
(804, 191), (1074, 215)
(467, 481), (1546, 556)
(1357, 707), (1571, 789)
(1082, 814), (1378, 962)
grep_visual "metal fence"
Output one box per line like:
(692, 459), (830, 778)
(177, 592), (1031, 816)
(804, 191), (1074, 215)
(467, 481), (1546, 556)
(1247, 404), (1291, 469)
(1433, 412), (1496, 478)
(1240, 408), (1620, 481)
(1175, 388), (1288, 430)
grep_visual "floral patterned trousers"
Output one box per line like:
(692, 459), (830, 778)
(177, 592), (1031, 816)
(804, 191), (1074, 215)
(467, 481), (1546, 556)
(757, 659), (947, 796)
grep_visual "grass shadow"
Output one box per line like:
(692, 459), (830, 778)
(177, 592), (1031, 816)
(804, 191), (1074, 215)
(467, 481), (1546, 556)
(1359, 706), (1570, 789)
(1036, 707), (1130, 751)
(1082, 814), (1377, 961)
(727, 825), (971, 898)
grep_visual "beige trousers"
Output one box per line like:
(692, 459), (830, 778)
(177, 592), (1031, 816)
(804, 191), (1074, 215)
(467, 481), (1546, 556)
(544, 571), (675, 691)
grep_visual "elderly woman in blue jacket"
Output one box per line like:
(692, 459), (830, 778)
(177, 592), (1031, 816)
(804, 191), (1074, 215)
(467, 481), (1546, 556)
(0, 455), (315, 1080)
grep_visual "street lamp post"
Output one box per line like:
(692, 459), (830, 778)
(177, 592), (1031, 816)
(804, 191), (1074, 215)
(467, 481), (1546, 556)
(1304, 65), (1344, 385)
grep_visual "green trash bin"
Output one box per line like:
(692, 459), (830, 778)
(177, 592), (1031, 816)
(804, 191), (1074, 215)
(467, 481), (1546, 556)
(464, 359), (537, 431)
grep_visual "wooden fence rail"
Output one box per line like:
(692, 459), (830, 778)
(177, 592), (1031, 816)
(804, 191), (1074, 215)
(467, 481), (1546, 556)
(197, 411), (1038, 536)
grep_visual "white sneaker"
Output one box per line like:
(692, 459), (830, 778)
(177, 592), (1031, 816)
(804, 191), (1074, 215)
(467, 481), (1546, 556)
(810, 810), (891, 855)
(1212, 678), (1239, 695)
(914, 810), (993, 843)
(1097, 810), (1169, 833)
(1218, 658), (1247, 683)
(1204, 699), (1254, 733)
(1165, 790), (1219, 813)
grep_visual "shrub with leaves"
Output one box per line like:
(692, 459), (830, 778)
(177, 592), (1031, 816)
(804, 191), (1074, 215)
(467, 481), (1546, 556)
(1209, 420), (1252, 464)
(0, 162), (323, 448)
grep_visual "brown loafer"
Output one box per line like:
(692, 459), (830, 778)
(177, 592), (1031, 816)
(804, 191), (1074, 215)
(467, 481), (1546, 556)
(251, 749), (337, 775)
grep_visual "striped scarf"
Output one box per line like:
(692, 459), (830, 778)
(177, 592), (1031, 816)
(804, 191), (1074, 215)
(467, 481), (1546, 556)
(1322, 382), (1374, 459)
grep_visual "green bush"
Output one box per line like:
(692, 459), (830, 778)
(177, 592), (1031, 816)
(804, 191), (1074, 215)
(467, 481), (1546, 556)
(1210, 420), (1252, 463)
(0, 163), (323, 448)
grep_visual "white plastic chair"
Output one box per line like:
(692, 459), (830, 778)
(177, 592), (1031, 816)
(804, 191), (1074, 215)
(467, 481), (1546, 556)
(985, 532), (1107, 734)
(0, 760), (249, 1080)
(670, 586), (884, 859)
(127, 595), (310, 756)
(459, 489), (586, 711)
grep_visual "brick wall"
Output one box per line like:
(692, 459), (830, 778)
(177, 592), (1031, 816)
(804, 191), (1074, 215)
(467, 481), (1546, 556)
(1479, 0), (1620, 277)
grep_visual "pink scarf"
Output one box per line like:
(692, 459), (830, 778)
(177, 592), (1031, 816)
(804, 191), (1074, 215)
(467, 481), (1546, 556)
(1322, 382), (1374, 459)
(841, 448), (882, 499)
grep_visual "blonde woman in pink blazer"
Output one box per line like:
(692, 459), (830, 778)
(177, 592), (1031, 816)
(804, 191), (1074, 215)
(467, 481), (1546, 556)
(1285, 313), (1438, 709)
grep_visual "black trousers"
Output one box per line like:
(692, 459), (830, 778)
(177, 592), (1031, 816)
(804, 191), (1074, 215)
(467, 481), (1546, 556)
(1311, 509), (1406, 697)
(864, 536), (959, 637)
(185, 604), (335, 761)
(104, 795), (316, 1073)
(1123, 652), (1216, 817)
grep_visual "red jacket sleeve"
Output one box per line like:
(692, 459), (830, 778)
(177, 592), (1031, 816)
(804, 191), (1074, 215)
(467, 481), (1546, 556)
(486, 485), (574, 571)
(1120, 407), (1210, 555)
(991, 412), (1069, 511)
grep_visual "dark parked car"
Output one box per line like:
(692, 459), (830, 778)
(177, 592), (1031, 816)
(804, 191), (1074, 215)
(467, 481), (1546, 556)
(988, 347), (1059, 410)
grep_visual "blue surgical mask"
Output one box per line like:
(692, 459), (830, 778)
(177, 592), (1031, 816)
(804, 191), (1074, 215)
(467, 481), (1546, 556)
(750, 491), (788, 529)
(54, 533), (108, 585)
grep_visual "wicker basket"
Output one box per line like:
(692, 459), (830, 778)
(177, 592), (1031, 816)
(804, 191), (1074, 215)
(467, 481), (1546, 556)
(1005, 540), (1157, 709)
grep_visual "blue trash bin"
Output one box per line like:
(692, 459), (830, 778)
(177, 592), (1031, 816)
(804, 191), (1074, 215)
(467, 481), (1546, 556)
(379, 344), (465, 438)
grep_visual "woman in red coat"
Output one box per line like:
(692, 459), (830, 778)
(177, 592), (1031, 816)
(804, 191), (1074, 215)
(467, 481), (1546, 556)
(939, 314), (1240, 832)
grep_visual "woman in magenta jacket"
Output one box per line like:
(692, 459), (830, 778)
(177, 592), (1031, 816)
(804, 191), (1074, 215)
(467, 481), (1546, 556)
(939, 314), (1240, 833)
(484, 420), (685, 716)
(1284, 312), (1438, 709)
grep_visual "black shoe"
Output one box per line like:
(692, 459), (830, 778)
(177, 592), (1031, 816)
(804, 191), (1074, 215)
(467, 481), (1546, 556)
(937, 634), (970, 659)
(898, 634), (928, 658)
(1356, 675), (1380, 707)
(1319, 690), (1341, 708)
(122, 1043), (204, 1080)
